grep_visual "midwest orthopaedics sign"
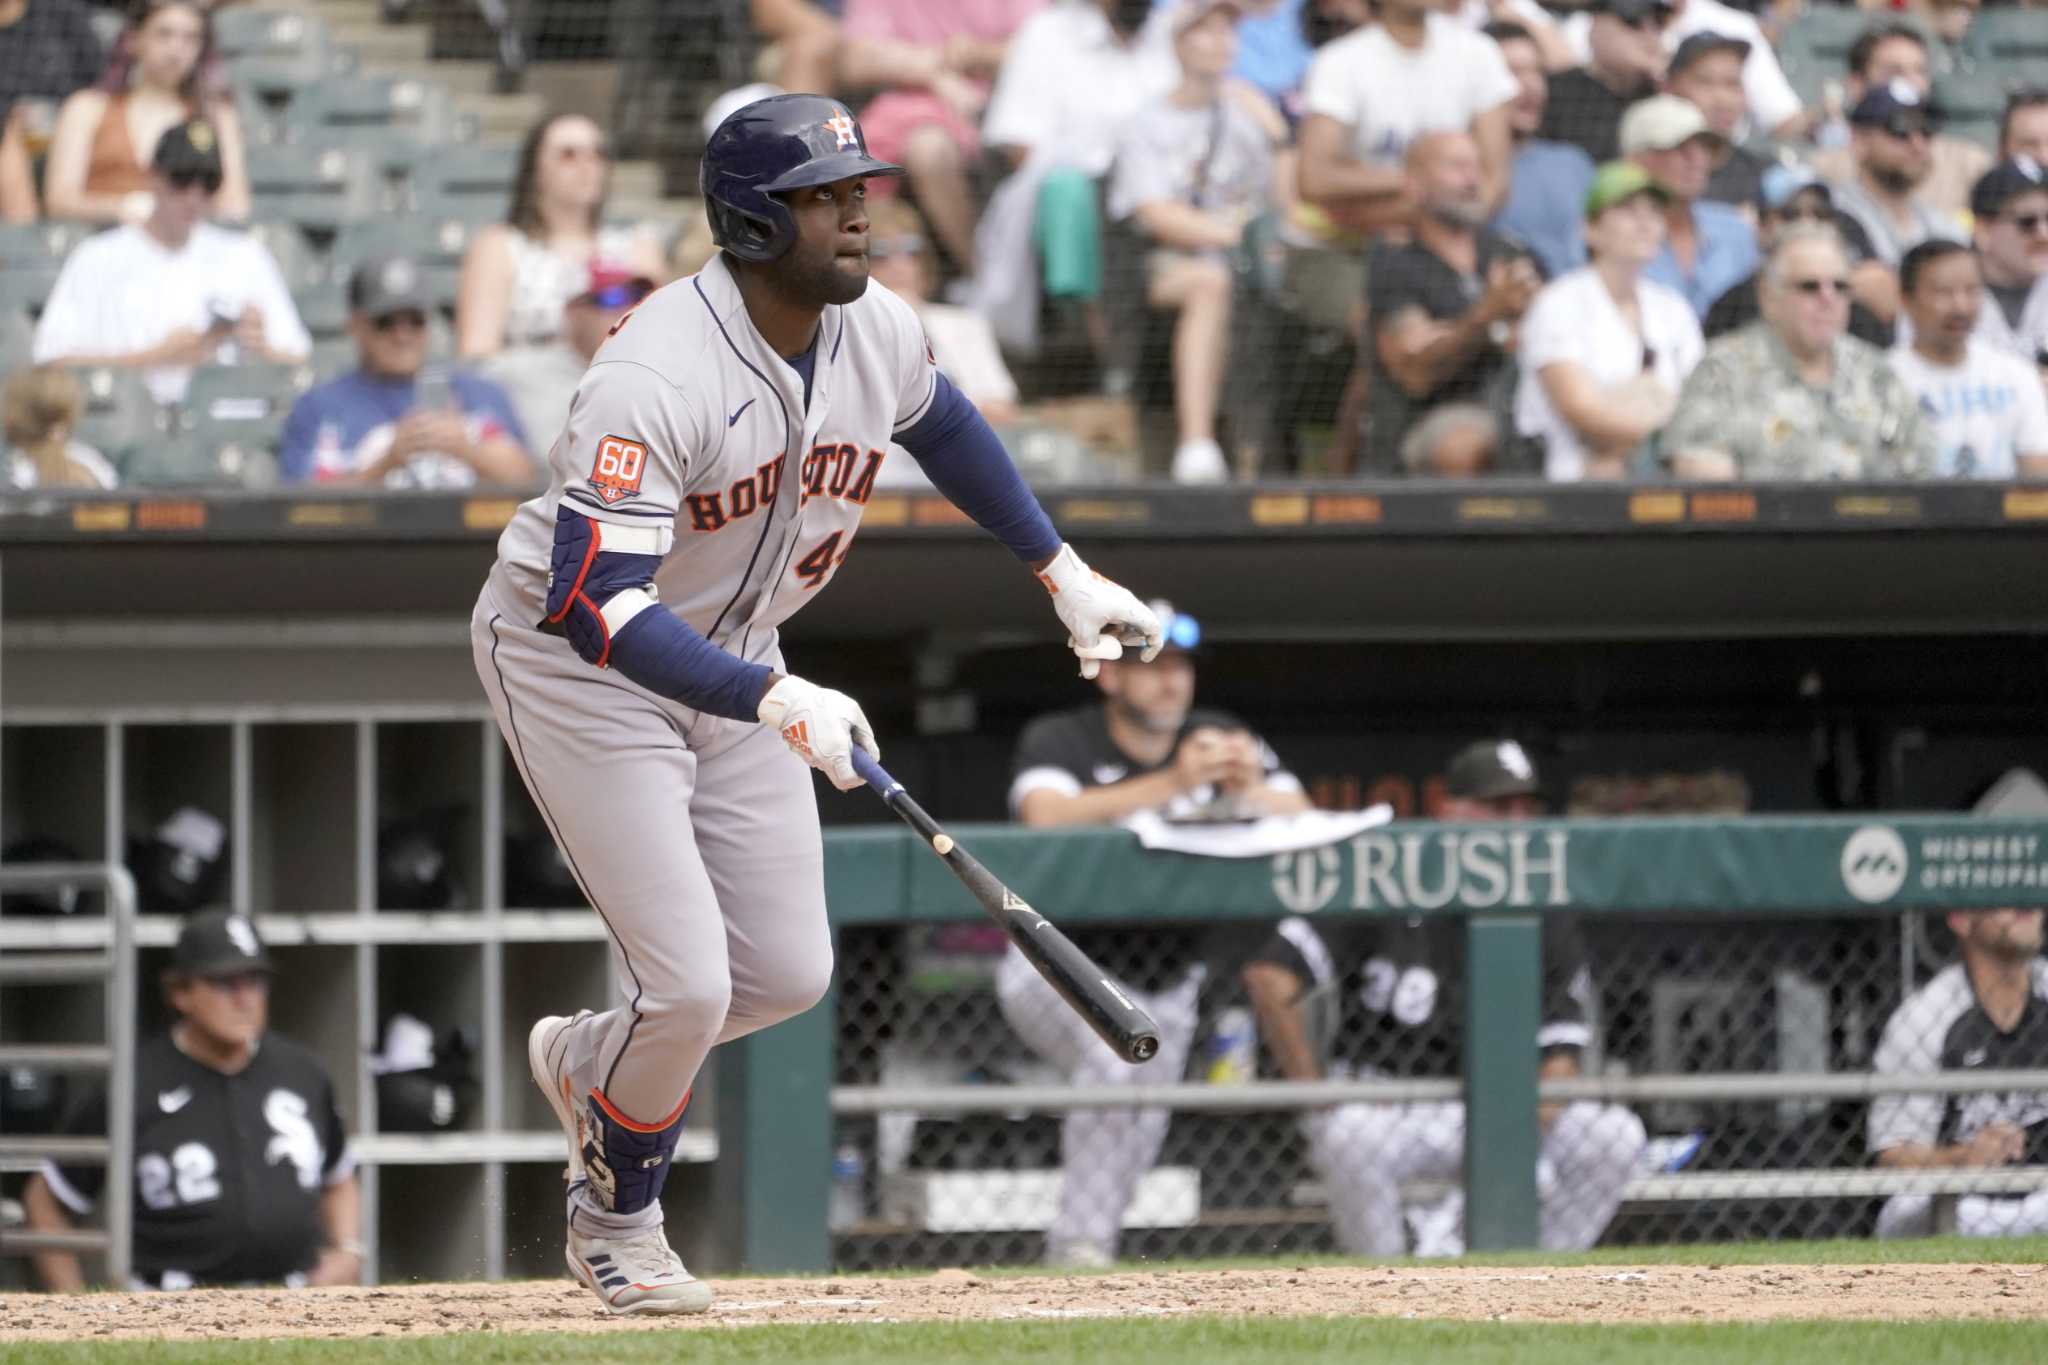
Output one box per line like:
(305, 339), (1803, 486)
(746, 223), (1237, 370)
(1271, 830), (1571, 915)
(1912, 831), (2048, 892)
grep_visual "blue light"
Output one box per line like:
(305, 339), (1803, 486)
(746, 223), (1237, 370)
(1168, 614), (1202, 650)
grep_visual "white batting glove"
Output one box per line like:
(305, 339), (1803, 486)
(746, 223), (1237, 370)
(1036, 543), (1164, 680)
(757, 675), (880, 791)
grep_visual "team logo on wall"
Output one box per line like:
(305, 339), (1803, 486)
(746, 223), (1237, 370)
(1840, 825), (1909, 904)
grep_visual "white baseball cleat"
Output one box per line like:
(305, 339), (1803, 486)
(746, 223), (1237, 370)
(566, 1220), (714, 1315)
(527, 1012), (592, 1184)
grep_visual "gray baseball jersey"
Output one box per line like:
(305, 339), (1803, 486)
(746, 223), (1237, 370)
(474, 253), (936, 1125)
(483, 252), (937, 652)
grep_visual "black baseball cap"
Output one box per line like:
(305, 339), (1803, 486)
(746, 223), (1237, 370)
(1668, 31), (1750, 77)
(152, 118), (225, 179)
(1446, 740), (1541, 801)
(1971, 157), (2048, 220)
(173, 910), (273, 978)
(1593, 0), (1674, 25)
(348, 255), (434, 318)
(1850, 79), (1945, 131)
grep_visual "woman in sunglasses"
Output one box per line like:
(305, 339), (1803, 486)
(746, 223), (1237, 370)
(455, 111), (667, 362)
(41, 0), (248, 225)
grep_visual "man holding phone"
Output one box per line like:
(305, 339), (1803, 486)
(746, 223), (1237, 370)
(32, 119), (309, 403)
(279, 255), (533, 488)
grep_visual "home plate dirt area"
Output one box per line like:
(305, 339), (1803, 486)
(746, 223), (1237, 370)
(3, 1262), (2046, 1342)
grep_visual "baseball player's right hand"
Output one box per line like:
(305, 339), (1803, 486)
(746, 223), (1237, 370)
(1036, 543), (1164, 680)
(757, 675), (880, 791)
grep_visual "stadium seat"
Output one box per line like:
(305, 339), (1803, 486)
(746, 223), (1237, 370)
(244, 219), (324, 295)
(72, 368), (167, 468)
(212, 8), (325, 62)
(0, 308), (34, 374)
(246, 142), (379, 234)
(0, 221), (89, 269)
(422, 143), (519, 208)
(1966, 9), (2048, 63)
(178, 363), (315, 455)
(124, 431), (274, 488)
(0, 260), (64, 319)
(330, 214), (479, 277)
(1933, 71), (2005, 125)
(293, 286), (350, 340)
(298, 76), (456, 145)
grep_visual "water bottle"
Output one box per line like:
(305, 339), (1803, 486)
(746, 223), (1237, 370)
(828, 1143), (865, 1230)
(1205, 1006), (1256, 1085)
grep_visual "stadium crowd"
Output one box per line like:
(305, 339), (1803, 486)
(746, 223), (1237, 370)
(4, 0), (2048, 488)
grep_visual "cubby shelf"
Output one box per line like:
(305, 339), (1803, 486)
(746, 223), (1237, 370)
(0, 710), (715, 1287)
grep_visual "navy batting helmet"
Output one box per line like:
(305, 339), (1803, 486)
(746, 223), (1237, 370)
(700, 94), (903, 264)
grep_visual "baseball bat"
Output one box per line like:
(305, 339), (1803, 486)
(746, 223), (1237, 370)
(849, 749), (1160, 1064)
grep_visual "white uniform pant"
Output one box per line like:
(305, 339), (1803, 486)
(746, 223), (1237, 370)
(1305, 1098), (1647, 1256)
(995, 944), (1200, 1260)
(473, 598), (834, 1125)
(1878, 1188), (2048, 1239)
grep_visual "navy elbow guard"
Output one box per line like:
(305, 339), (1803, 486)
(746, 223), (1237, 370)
(544, 507), (674, 667)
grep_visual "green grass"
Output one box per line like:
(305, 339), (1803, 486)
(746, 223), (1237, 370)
(8, 1318), (2048, 1365)
(1049, 1234), (2048, 1275)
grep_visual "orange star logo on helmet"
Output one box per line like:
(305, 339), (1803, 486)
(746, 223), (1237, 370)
(824, 114), (858, 150)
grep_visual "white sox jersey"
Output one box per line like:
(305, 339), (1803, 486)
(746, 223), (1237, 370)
(484, 253), (936, 662)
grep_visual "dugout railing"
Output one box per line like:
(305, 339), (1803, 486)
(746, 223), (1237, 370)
(709, 815), (2048, 1271)
(0, 864), (139, 1287)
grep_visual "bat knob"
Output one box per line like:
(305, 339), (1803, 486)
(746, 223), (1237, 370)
(931, 834), (954, 855)
(1127, 1034), (1159, 1064)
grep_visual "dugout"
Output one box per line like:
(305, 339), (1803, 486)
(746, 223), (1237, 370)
(3, 480), (2047, 1278)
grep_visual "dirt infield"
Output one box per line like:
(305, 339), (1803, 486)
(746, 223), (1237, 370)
(3, 1262), (2046, 1342)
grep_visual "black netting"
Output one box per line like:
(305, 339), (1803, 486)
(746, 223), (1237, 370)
(831, 908), (2042, 1269)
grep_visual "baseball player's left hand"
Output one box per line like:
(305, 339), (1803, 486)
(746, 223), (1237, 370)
(1036, 544), (1163, 680)
(758, 674), (881, 791)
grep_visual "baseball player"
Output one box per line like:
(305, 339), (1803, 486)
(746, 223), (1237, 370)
(22, 912), (360, 1290)
(1869, 905), (2048, 1238)
(999, 601), (1310, 1265)
(475, 93), (1163, 1314)
(1241, 741), (1646, 1256)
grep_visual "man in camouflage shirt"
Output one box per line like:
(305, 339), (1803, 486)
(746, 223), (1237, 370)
(1663, 223), (1936, 480)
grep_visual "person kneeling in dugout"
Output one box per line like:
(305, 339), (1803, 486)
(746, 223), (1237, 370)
(1241, 740), (1647, 1255)
(23, 912), (360, 1291)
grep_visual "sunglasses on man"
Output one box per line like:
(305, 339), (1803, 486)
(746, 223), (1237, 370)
(165, 168), (223, 194)
(1873, 114), (1941, 141)
(370, 309), (428, 332)
(1788, 276), (1852, 298)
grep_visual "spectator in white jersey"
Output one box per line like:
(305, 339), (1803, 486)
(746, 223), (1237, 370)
(31, 118), (307, 403)
(1964, 159), (2048, 363)
(1109, 0), (1280, 483)
(1000, 602), (1309, 1266)
(1891, 239), (2048, 481)
(1870, 903), (2048, 1238)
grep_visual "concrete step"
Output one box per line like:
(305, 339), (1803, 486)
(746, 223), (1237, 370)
(307, 0), (387, 29)
(377, 55), (500, 99)
(467, 91), (549, 140)
(610, 161), (662, 201)
(329, 21), (431, 66)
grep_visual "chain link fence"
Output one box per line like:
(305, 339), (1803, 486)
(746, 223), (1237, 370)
(829, 906), (2048, 1269)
